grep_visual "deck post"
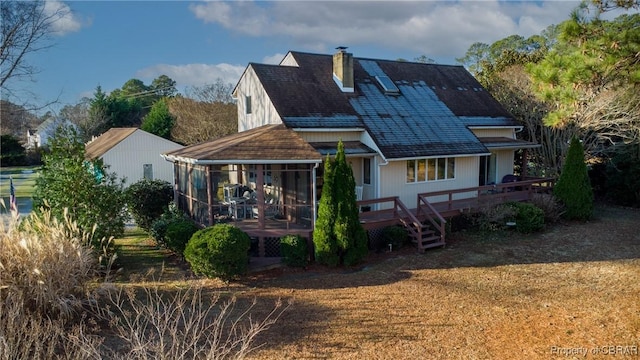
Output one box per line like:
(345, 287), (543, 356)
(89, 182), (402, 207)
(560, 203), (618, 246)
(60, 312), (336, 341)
(258, 236), (265, 257)
(257, 164), (265, 229)
(206, 165), (214, 226)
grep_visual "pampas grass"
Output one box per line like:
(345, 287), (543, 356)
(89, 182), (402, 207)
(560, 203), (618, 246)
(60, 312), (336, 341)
(0, 209), (285, 359)
(0, 209), (102, 317)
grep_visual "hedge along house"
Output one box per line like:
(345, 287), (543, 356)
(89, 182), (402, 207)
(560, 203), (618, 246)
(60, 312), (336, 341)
(162, 49), (542, 255)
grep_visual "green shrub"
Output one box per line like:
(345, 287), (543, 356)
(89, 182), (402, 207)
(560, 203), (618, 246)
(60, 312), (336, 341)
(382, 226), (407, 250)
(0, 134), (27, 166)
(511, 202), (545, 234)
(150, 204), (189, 244)
(33, 126), (127, 242)
(280, 235), (309, 267)
(125, 179), (173, 231)
(184, 224), (251, 281)
(554, 136), (594, 220)
(164, 219), (199, 255)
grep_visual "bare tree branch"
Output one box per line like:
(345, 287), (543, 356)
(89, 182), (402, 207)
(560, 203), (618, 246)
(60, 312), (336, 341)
(0, 0), (68, 90)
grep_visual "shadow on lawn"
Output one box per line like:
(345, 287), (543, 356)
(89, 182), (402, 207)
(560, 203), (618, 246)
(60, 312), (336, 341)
(245, 204), (639, 290)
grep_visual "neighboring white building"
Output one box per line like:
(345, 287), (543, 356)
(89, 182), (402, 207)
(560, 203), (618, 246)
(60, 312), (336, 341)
(27, 118), (76, 149)
(85, 128), (183, 186)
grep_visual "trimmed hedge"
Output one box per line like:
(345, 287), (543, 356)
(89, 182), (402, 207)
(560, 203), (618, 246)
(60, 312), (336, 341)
(184, 224), (250, 281)
(164, 220), (200, 255)
(382, 226), (408, 250)
(510, 202), (545, 234)
(125, 179), (173, 231)
(280, 235), (309, 267)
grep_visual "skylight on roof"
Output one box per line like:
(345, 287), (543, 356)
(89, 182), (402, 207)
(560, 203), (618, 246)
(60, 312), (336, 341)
(375, 75), (400, 94)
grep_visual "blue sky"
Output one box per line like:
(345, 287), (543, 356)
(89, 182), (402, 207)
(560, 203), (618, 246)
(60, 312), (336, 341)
(7, 0), (594, 115)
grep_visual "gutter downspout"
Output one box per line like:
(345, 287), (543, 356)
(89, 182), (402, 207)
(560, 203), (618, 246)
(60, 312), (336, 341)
(312, 162), (319, 230)
(376, 152), (389, 211)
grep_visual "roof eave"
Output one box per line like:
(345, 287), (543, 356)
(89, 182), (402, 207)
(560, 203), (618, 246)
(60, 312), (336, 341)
(162, 154), (322, 165)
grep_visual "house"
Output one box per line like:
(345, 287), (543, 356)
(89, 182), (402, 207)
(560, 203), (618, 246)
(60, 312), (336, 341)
(86, 128), (183, 186)
(27, 118), (76, 149)
(162, 49), (544, 255)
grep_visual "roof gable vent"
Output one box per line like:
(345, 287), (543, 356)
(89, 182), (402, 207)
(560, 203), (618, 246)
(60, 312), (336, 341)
(375, 75), (400, 95)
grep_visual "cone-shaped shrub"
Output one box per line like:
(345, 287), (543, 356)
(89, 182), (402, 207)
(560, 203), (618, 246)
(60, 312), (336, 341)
(333, 141), (368, 265)
(554, 136), (594, 220)
(313, 141), (368, 266)
(313, 154), (339, 266)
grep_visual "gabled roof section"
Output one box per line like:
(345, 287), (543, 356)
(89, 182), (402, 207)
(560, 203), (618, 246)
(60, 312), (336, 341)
(247, 51), (520, 159)
(163, 124), (322, 164)
(249, 55), (361, 128)
(85, 128), (137, 160)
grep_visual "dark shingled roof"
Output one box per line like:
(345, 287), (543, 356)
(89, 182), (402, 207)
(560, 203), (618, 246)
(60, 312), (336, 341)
(163, 124), (322, 164)
(248, 51), (519, 159)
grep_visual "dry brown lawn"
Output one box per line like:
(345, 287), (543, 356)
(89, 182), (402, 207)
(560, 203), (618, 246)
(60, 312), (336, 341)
(117, 205), (640, 359)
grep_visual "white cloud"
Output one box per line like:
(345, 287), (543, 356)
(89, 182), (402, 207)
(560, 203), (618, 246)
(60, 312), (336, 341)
(262, 53), (286, 65)
(45, 0), (85, 35)
(136, 63), (246, 89)
(189, 0), (582, 60)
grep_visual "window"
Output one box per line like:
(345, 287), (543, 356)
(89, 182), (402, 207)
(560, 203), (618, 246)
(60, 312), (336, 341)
(143, 164), (153, 179)
(406, 157), (455, 183)
(406, 160), (415, 183)
(245, 95), (252, 114)
(375, 75), (400, 94)
(363, 158), (371, 185)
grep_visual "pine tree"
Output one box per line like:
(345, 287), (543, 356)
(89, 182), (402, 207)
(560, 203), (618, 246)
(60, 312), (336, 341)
(554, 136), (594, 220)
(313, 154), (339, 266)
(313, 141), (368, 266)
(333, 141), (368, 265)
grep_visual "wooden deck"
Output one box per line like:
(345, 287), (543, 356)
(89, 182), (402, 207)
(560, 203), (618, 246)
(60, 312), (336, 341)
(356, 177), (555, 252)
(228, 177), (554, 256)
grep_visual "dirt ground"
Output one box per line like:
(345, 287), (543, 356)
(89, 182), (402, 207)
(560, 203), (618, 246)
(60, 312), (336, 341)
(118, 204), (640, 359)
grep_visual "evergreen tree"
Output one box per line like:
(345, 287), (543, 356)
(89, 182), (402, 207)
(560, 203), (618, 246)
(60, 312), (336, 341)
(313, 141), (368, 266)
(141, 98), (175, 139)
(313, 154), (339, 266)
(333, 141), (368, 265)
(554, 136), (594, 220)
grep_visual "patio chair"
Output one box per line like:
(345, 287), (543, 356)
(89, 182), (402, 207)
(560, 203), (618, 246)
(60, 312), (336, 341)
(501, 174), (519, 192)
(264, 198), (282, 219)
(355, 186), (363, 201)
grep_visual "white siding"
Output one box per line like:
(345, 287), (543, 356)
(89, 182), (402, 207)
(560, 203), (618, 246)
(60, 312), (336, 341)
(100, 130), (183, 186)
(235, 66), (282, 132)
(280, 53), (298, 67)
(378, 156), (479, 208)
(347, 157), (363, 185)
(494, 149), (516, 182)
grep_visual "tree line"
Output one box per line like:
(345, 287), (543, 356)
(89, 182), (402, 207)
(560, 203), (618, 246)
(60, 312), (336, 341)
(456, 0), (640, 206)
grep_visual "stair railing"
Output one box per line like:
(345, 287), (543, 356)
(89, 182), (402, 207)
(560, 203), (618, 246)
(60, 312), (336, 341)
(417, 194), (447, 245)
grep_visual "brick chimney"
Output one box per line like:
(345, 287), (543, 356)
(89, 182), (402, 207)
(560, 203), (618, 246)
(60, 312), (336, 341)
(333, 47), (354, 93)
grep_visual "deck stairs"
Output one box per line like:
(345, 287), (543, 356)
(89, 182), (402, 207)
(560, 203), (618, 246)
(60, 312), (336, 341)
(393, 196), (446, 252)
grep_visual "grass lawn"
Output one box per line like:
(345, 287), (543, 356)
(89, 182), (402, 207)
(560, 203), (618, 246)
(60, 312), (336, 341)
(0, 166), (39, 198)
(112, 227), (193, 284)
(112, 204), (640, 359)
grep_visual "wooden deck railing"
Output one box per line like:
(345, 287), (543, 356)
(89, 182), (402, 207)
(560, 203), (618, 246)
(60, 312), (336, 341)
(416, 194), (447, 246)
(418, 177), (555, 216)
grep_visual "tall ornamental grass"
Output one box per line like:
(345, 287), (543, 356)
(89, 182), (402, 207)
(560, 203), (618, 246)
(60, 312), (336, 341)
(0, 209), (104, 317)
(0, 209), (285, 359)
